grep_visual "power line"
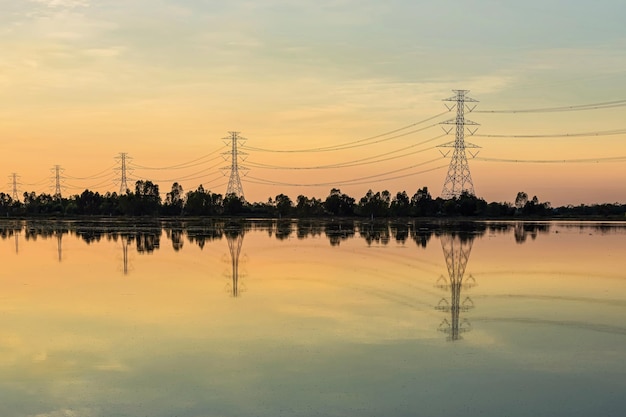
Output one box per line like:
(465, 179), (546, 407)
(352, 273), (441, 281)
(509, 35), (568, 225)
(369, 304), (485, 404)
(247, 134), (446, 170)
(210, 181), (228, 191)
(476, 99), (626, 114)
(476, 156), (626, 164)
(65, 164), (116, 180)
(22, 177), (49, 186)
(246, 164), (448, 188)
(245, 156), (445, 187)
(130, 147), (226, 170)
(131, 155), (222, 171)
(85, 176), (118, 190)
(201, 174), (226, 186)
(475, 128), (626, 138)
(133, 161), (224, 183)
(241, 111), (449, 153)
(63, 173), (117, 191)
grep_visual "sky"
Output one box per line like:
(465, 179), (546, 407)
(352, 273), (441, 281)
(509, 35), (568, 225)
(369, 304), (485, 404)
(1, 0), (625, 206)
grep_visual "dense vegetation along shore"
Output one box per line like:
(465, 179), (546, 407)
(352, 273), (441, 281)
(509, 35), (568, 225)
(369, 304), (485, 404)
(1, 181), (624, 218)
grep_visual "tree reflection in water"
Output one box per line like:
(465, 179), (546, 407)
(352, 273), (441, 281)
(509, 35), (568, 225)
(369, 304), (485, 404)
(0, 219), (575, 254)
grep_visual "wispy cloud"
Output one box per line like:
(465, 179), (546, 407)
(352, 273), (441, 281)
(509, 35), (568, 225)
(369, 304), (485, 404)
(30, 0), (89, 8)
(29, 408), (95, 417)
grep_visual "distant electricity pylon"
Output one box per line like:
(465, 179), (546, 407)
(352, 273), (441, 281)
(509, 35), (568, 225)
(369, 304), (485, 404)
(115, 152), (132, 194)
(438, 90), (481, 198)
(222, 131), (248, 199)
(9, 173), (20, 201)
(51, 165), (64, 198)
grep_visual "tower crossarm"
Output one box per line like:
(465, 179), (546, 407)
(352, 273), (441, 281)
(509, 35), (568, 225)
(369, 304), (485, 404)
(439, 140), (481, 148)
(440, 119), (480, 126)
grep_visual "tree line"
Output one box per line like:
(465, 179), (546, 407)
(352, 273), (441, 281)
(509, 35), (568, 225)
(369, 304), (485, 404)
(0, 180), (624, 218)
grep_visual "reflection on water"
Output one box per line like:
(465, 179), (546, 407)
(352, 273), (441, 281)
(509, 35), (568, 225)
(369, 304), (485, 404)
(1, 219), (626, 417)
(513, 222), (550, 244)
(7, 219), (620, 256)
(435, 232), (477, 341)
(121, 236), (130, 275)
(226, 226), (245, 297)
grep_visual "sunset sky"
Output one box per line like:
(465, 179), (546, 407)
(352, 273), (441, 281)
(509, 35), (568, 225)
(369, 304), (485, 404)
(2, 0), (625, 206)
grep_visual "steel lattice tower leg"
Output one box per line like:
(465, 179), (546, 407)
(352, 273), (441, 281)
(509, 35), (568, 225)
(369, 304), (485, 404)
(435, 234), (476, 341)
(223, 131), (248, 199)
(439, 90), (480, 199)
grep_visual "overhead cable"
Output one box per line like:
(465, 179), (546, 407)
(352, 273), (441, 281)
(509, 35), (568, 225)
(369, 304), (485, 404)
(245, 165), (448, 188)
(245, 157), (444, 187)
(476, 99), (626, 114)
(65, 164), (116, 180)
(476, 156), (626, 164)
(475, 129), (626, 138)
(246, 134), (446, 170)
(130, 147), (226, 170)
(241, 111), (450, 153)
(132, 161), (225, 183)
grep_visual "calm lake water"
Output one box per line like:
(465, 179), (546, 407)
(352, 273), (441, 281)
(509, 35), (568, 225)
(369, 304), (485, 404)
(1, 219), (625, 417)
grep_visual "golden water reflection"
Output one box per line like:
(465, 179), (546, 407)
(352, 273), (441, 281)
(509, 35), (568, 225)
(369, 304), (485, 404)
(1, 220), (625, 417)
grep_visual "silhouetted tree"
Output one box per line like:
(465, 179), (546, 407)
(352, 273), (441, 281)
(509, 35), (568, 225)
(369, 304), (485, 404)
(323, 188), (355, 216)
(163, 182), (184, 215)
(0, 193), (14, 216)
(411, 187), (435, 216)
(356, 189), (390, 218)
(223, 193), (245, 215)
(515, 191), (528, 211)
(185, 185), (222, 216)
(522, 195), (551, 216)
(457, 191), (487, 216)
(274, 194), (293, 218)
(75, 189), (103, 215)
(295, 195), (325, 217)
(133, 180), (161, 215)
(390, 191), (411, 217)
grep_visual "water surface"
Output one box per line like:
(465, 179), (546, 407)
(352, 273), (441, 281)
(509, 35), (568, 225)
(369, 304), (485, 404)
(1, 220), (625, 417)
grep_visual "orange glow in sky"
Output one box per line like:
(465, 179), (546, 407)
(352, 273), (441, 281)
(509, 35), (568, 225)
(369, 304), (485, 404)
(2, 1), (625, 205)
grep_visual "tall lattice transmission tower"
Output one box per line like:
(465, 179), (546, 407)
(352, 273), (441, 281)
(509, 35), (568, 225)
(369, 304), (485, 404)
(115, 152), (132, 194)
(438, 90), (481, 198)
(9, 173), (20, 201)
(51, 165), (64, 199)
(222, 131), (248, 199)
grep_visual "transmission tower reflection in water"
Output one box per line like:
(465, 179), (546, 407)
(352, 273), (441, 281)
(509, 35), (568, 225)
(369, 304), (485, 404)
(435, 233), (477, 341)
